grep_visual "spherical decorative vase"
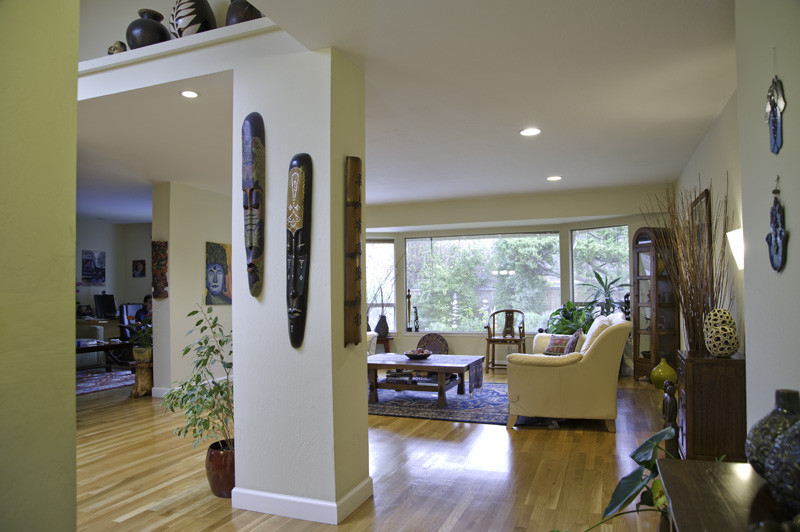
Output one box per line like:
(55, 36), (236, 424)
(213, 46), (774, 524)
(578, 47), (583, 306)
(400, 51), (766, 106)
(169, 0), (217, 38)
(126, 9), (171, 50)
(226, 0), (263, 26)
(764, 420), (800, 514)
(205, 439), (235, 498)
(704, 324), (740, 358)
(705, 308), (736, 329)
(650, 358), (677, 390)
(374, 315), (390, 338)
(746, 389), (800, 477)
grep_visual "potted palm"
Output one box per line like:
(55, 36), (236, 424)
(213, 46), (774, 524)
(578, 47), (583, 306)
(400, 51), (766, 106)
(162, 305), (234, 498)
(579, 269), (630, 316)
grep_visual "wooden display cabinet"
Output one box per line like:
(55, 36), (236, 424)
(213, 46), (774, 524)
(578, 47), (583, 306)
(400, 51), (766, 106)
(676, 350), (747, 461)
(631, 227), (678, 380)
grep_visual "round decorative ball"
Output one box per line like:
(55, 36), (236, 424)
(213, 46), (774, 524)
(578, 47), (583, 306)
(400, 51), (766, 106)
(704, 324), (740, 358)
(764, 420), (800, 514)
(746, 389), (800, 477)
(704, 308), (736, 330)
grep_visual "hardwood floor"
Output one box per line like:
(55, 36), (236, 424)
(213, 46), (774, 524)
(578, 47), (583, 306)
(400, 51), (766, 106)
(77, 371), (663, 531)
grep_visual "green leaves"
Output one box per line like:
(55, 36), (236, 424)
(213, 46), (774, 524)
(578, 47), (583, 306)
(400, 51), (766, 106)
(601, 426), (674, 520)
(161, 304), (234, 450)
(546, 301), (595, 334)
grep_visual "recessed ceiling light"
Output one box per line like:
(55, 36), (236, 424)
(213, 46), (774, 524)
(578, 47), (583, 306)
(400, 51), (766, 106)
(181, 90), (199, 98)
(520, 127), (541, 137)
(547, 175), (562, 181)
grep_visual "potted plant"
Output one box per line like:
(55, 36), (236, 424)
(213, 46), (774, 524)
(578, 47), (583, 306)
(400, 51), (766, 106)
(129, 314), (153, 362)
(162, 305), (234, 498)
(578, 269), (630, 316)
(546, 301), (595, 334)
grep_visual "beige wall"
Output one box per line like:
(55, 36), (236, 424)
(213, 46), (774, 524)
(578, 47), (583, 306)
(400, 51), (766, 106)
(736, 0), (800, 425)
(151, 183), (233, 393)
(0, 1), (79, 530)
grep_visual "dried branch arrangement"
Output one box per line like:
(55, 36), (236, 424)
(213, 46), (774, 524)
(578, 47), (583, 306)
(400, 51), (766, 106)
(643, 185), (730, 354)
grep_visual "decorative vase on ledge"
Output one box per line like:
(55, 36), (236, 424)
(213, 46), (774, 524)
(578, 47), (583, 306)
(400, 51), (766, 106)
(226, 0), (263, 26)
(169, 0), (217, 39)
(126, 9), (170, 50)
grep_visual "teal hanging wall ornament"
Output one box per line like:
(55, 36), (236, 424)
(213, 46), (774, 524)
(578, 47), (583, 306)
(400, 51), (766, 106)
(766, 178), (788, 272)
(766, 76), (786, 154)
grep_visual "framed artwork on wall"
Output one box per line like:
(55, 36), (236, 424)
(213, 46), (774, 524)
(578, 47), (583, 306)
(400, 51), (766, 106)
(132, 259), (146, 278)
(206, 242), (232, 305)
(152, 241), (168, 298)
(81, 249), (106, 286)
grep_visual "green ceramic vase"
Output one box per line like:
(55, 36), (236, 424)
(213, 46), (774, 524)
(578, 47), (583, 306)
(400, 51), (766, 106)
(650, 358), (677, 390)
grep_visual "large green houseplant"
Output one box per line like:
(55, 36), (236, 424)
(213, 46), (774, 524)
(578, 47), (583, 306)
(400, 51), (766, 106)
(162, 305), (234, 497)
(578, 270), (630, 316)
(546, 301), (595, 334)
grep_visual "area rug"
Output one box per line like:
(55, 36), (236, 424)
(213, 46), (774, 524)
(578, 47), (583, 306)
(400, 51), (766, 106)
(368, 382), (553, 426)
(76, 368), (134, 395)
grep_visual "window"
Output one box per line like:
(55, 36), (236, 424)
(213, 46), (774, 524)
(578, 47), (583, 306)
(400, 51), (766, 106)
(406, 233), (560, 333)
(571, 225), (630, 309)
(365, 241), (396, 332)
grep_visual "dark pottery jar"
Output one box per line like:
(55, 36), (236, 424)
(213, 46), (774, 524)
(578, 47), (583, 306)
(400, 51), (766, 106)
(746, 389), (800, 476)
(169, 0), (217, 38)
(226, 0), (263, 26)
(205, 439), (235, 498)
(374, 315), (389, 338)
(764, 420), (800, 515)
(126, 9), (171, 50)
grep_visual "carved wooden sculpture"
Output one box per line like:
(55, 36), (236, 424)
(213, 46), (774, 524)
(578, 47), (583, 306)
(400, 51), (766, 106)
(241, 112), (265, 296)
(344, 156), (363, 346)
(286, 153), (312, 348)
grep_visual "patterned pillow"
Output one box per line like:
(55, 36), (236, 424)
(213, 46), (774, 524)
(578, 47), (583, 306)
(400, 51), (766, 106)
(543, 334), (572, 356)
(564, 329), (582, 354)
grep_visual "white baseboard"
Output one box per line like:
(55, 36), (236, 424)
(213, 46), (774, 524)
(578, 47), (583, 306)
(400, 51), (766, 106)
(232, 476), (373, 525)
(150, 387), (169, 398)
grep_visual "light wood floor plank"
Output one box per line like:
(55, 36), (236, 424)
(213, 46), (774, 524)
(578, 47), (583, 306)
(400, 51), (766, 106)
(77, 372), (662, 531)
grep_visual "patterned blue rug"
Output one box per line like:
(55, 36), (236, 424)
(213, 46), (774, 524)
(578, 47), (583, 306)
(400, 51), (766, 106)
(368, 382), (553, 426)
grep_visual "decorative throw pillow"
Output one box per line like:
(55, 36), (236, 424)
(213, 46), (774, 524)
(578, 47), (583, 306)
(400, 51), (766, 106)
(564, 328), (582, 354)
(543, 334), (572, 355)
(581, 316), (611, 353)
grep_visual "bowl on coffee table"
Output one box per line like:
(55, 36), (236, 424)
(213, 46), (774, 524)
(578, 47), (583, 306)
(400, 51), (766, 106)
(404, 349), (432, 360)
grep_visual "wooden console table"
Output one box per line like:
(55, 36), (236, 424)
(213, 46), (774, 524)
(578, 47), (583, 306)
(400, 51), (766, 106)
(658, 459), (792, 531)
(376, 336), (393, 352)
(76, 341), (133, 371)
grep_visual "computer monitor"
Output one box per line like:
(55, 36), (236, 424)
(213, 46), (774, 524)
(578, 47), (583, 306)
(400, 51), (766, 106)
(94, 294), (117, 319)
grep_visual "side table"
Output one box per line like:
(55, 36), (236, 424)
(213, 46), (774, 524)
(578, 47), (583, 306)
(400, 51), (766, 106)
(376, 336), (393, 353)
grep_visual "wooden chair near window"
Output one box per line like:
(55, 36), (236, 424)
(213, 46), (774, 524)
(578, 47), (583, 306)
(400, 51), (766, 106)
(484, 309), (526, 373)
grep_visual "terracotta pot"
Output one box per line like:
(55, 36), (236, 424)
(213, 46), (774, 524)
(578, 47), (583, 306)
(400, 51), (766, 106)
(205, 439), (235, 498)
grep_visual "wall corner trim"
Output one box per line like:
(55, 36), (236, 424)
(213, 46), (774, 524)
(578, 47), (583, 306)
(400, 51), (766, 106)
(232, 477), (373, 525)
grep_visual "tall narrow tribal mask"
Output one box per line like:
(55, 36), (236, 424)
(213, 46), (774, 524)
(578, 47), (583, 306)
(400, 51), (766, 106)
(286, 153), (313, 348)
(242, 112), (265, 296)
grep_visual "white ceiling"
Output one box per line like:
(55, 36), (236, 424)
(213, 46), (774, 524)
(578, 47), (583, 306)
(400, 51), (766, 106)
(76, 0), (736, 224)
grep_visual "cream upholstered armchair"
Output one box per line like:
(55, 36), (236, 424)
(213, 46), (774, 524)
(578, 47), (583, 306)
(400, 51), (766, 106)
(506, 313), (631, 432)
(366, 331), (379, 357)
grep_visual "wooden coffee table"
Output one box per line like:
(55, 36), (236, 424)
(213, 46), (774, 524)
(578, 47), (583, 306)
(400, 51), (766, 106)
(367, 353), (484, 407)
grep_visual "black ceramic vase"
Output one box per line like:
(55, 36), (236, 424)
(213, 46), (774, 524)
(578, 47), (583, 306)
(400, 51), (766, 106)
(746, 389), (800, 476)
(226, 0), (263, 26)
(169, 0), (217, 39)
(375, 315), (389, 338)
(764, 420), (800, 514)
(126, 9), (171, 50)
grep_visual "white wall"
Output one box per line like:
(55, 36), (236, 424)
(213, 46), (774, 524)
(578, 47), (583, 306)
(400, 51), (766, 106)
(736, 0), (800, 425)
(151, 183), (233, 393)
(676, 93), (744, 347)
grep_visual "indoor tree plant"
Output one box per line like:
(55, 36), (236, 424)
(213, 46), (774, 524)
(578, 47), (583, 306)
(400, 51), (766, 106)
(578, 269), (630, 316)
(162, 305), (234, 498)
